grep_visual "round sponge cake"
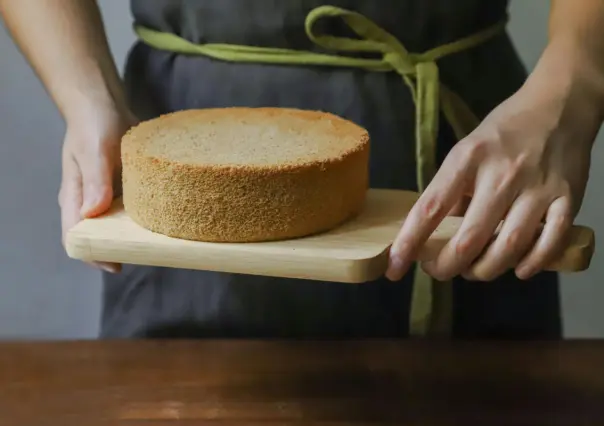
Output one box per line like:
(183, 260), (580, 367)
(121, 107), (370, 242)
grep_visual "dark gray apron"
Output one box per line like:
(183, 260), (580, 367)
(100, 0), (561, 339)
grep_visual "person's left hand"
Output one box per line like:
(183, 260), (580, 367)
(386, 50), (603, 283)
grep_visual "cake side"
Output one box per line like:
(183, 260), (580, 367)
(121, 108), (370, 242)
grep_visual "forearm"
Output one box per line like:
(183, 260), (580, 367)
(549, 0), (604, 61)
(525, 0), (604, 124)
(0, 0), (128, 122)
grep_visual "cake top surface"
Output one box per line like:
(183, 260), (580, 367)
(123, 108), (369, 167)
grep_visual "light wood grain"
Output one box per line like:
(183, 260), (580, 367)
(65, 189), (595, 282)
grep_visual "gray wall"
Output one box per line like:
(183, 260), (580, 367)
(0, 0), (601, 339)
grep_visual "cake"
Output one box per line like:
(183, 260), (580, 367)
(121, 107), (370, 242)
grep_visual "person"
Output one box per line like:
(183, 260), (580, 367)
(1, 0), (602, 339)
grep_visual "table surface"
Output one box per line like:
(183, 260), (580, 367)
(1, 340), (603, 425)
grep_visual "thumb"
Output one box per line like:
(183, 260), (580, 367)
(79, 154), (115, 218)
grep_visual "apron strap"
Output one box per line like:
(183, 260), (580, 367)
(134, 6), (506, 338)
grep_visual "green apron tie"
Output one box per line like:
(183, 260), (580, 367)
(134, 5), (506, 337)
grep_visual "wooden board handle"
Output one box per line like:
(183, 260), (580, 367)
(416, 217), (595, 272)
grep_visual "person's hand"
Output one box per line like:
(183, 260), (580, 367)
(386, 48), (603, 283)
(59, 100), (138, 273)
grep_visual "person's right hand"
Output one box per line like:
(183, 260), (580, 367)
(59, 101), (138, 273)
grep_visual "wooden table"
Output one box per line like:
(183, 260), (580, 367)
(1, 340), (603, 425)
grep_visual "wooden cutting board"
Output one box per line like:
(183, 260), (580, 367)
(65, 188), (595, 283)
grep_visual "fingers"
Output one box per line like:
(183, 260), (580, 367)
(60, 150), (121, 274)
(447, 195), (471, 217)
(85, 260), (121, 274)
(59, 152), (83, 247)
(462, 191), (548, 281)
(515, 196), (572, 279)
(386, 143), (478, 281)
(421, 173), (518, 281)
(79, 151), (115, 218)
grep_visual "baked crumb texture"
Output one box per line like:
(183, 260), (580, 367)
(121, 107), (370, 242)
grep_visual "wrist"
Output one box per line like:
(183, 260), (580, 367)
(61, 85), (136, 148)
(525, 36), (604, 123)
(62, 88), (132, 129)
(58, 65), (130, 125)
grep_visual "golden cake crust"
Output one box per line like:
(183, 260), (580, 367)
(121, 107), (370, 242)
